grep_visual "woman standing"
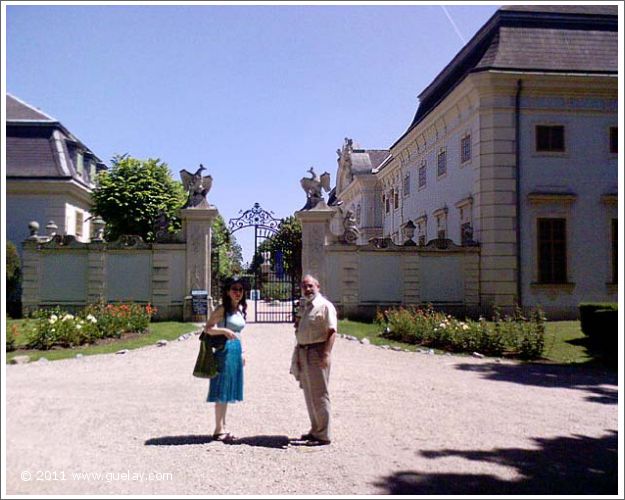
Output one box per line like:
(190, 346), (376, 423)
(202, 275), (248, 441)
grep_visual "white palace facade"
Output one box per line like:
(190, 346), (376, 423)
(330, 5), (618, 318)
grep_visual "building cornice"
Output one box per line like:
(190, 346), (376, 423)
(6, 178), (94, 204)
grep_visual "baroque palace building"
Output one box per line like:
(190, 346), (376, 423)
(332, 5), (618, 318)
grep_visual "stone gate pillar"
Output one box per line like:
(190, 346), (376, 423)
(180, 207), (218, 322)
(295, 201), (335, 290)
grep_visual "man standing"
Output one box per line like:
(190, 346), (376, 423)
(291, 274), (337, 446)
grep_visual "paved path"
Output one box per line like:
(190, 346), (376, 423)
(5, 322), (619, 495)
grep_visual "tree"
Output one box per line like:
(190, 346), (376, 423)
(6, 241), (22, 318)
(211, 215), (244, 299)
(265, 216), (302, 276)
(91, 155), (186, 242)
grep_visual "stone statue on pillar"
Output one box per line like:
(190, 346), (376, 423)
(179, 167), (218, 321)
(180, 164), (213, 209)
(300, 167), (331, 210)
(296, 169), (336, 290)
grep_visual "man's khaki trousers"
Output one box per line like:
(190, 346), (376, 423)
(296, 344), (331, 441)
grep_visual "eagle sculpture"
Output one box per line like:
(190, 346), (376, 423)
(180, 164), (213, 208)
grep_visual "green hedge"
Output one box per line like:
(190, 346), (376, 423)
(579, 302), (618, 343)
(376, 305), (546, 360)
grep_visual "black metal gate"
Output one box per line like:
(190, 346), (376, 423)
(228, 203), (301, 323)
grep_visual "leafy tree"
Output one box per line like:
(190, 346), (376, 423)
(263, 216), (302, 276)
(91, 155), (186, 242)
(211, 215), (244, 299)
(6, 241), (22, 318)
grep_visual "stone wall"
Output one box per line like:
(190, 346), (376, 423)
(21, 235), (187, 320)
(323, 238), (481, 321)
(20, 207), (217, 321)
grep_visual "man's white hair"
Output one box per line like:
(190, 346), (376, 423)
(301, 274), (320, 287)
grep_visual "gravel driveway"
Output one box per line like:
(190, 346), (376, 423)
(5, 322), (619, 495)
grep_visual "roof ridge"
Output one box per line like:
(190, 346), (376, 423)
(6, 92), (58, 121)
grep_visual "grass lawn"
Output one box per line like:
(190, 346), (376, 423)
(6, 317), (614, 370)
(6, 319), (199, 363)
(338, 318), (615, 368)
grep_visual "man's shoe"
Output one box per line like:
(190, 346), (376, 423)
(300, 433), (315, 440)
(306, 438), (331, 446)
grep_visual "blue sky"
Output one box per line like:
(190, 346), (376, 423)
(4, 1), (501, 264)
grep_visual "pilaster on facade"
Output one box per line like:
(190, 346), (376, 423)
(86, 247), (106, 303)
(463, 253), (480, 306)
(476, 94), (519, 310)
(151, 250), (171, 306)
(21, 242), (41, 313)
(402, 253), (420, 305)
(340, 253), (359, 316)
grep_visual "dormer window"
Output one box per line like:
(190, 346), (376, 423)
(76, 152), (84, 177)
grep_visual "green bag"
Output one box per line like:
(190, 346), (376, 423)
(193, 336), (219, 378)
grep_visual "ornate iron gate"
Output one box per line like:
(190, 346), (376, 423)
(228, 203), (301, 323)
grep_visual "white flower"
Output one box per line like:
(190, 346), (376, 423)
(49, 315), (58, 324)
(86, 314), (97, 323)
(76, 324), (82, 330)
(62, 314), (74, 321)
(462, 324), (469, 331)
(439, 322), (447, 329)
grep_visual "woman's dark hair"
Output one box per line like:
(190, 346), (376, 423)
(221, 276), (248, 319)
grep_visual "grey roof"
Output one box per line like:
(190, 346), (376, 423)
(6, 94), (106, 185)
(6, 128), (67, 178)
(500, 5), (618, 16)
(368, 150), (391, 170)
(476, 27), (618, 73)
(6, 94), (56, 121)
(350, 149), (390, 175)
(393, 4), (618, 147)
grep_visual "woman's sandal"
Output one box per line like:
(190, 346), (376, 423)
(213, 432), (236, 442)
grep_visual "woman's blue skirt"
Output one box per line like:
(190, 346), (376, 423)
(207, 338), (243, 403)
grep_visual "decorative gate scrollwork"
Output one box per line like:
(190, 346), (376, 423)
(227, 203), (300, 323)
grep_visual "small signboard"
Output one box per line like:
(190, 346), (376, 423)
(191, 289), (209, 316)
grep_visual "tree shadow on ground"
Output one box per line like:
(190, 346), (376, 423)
(564, 336), (618, 371)
(374, 431), (618, 495)
(454, 361), (617, 405)
(145, 434), (290, 449)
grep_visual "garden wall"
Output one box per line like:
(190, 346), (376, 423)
(323, 238), (480, 321)
(22, 236), (187, 321)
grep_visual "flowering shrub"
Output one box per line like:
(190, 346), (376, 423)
(376, 305), (545, 359)
(84, 302), (156, 339)
(26, 302), (157, 350)
(492, 306), (546, 359)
